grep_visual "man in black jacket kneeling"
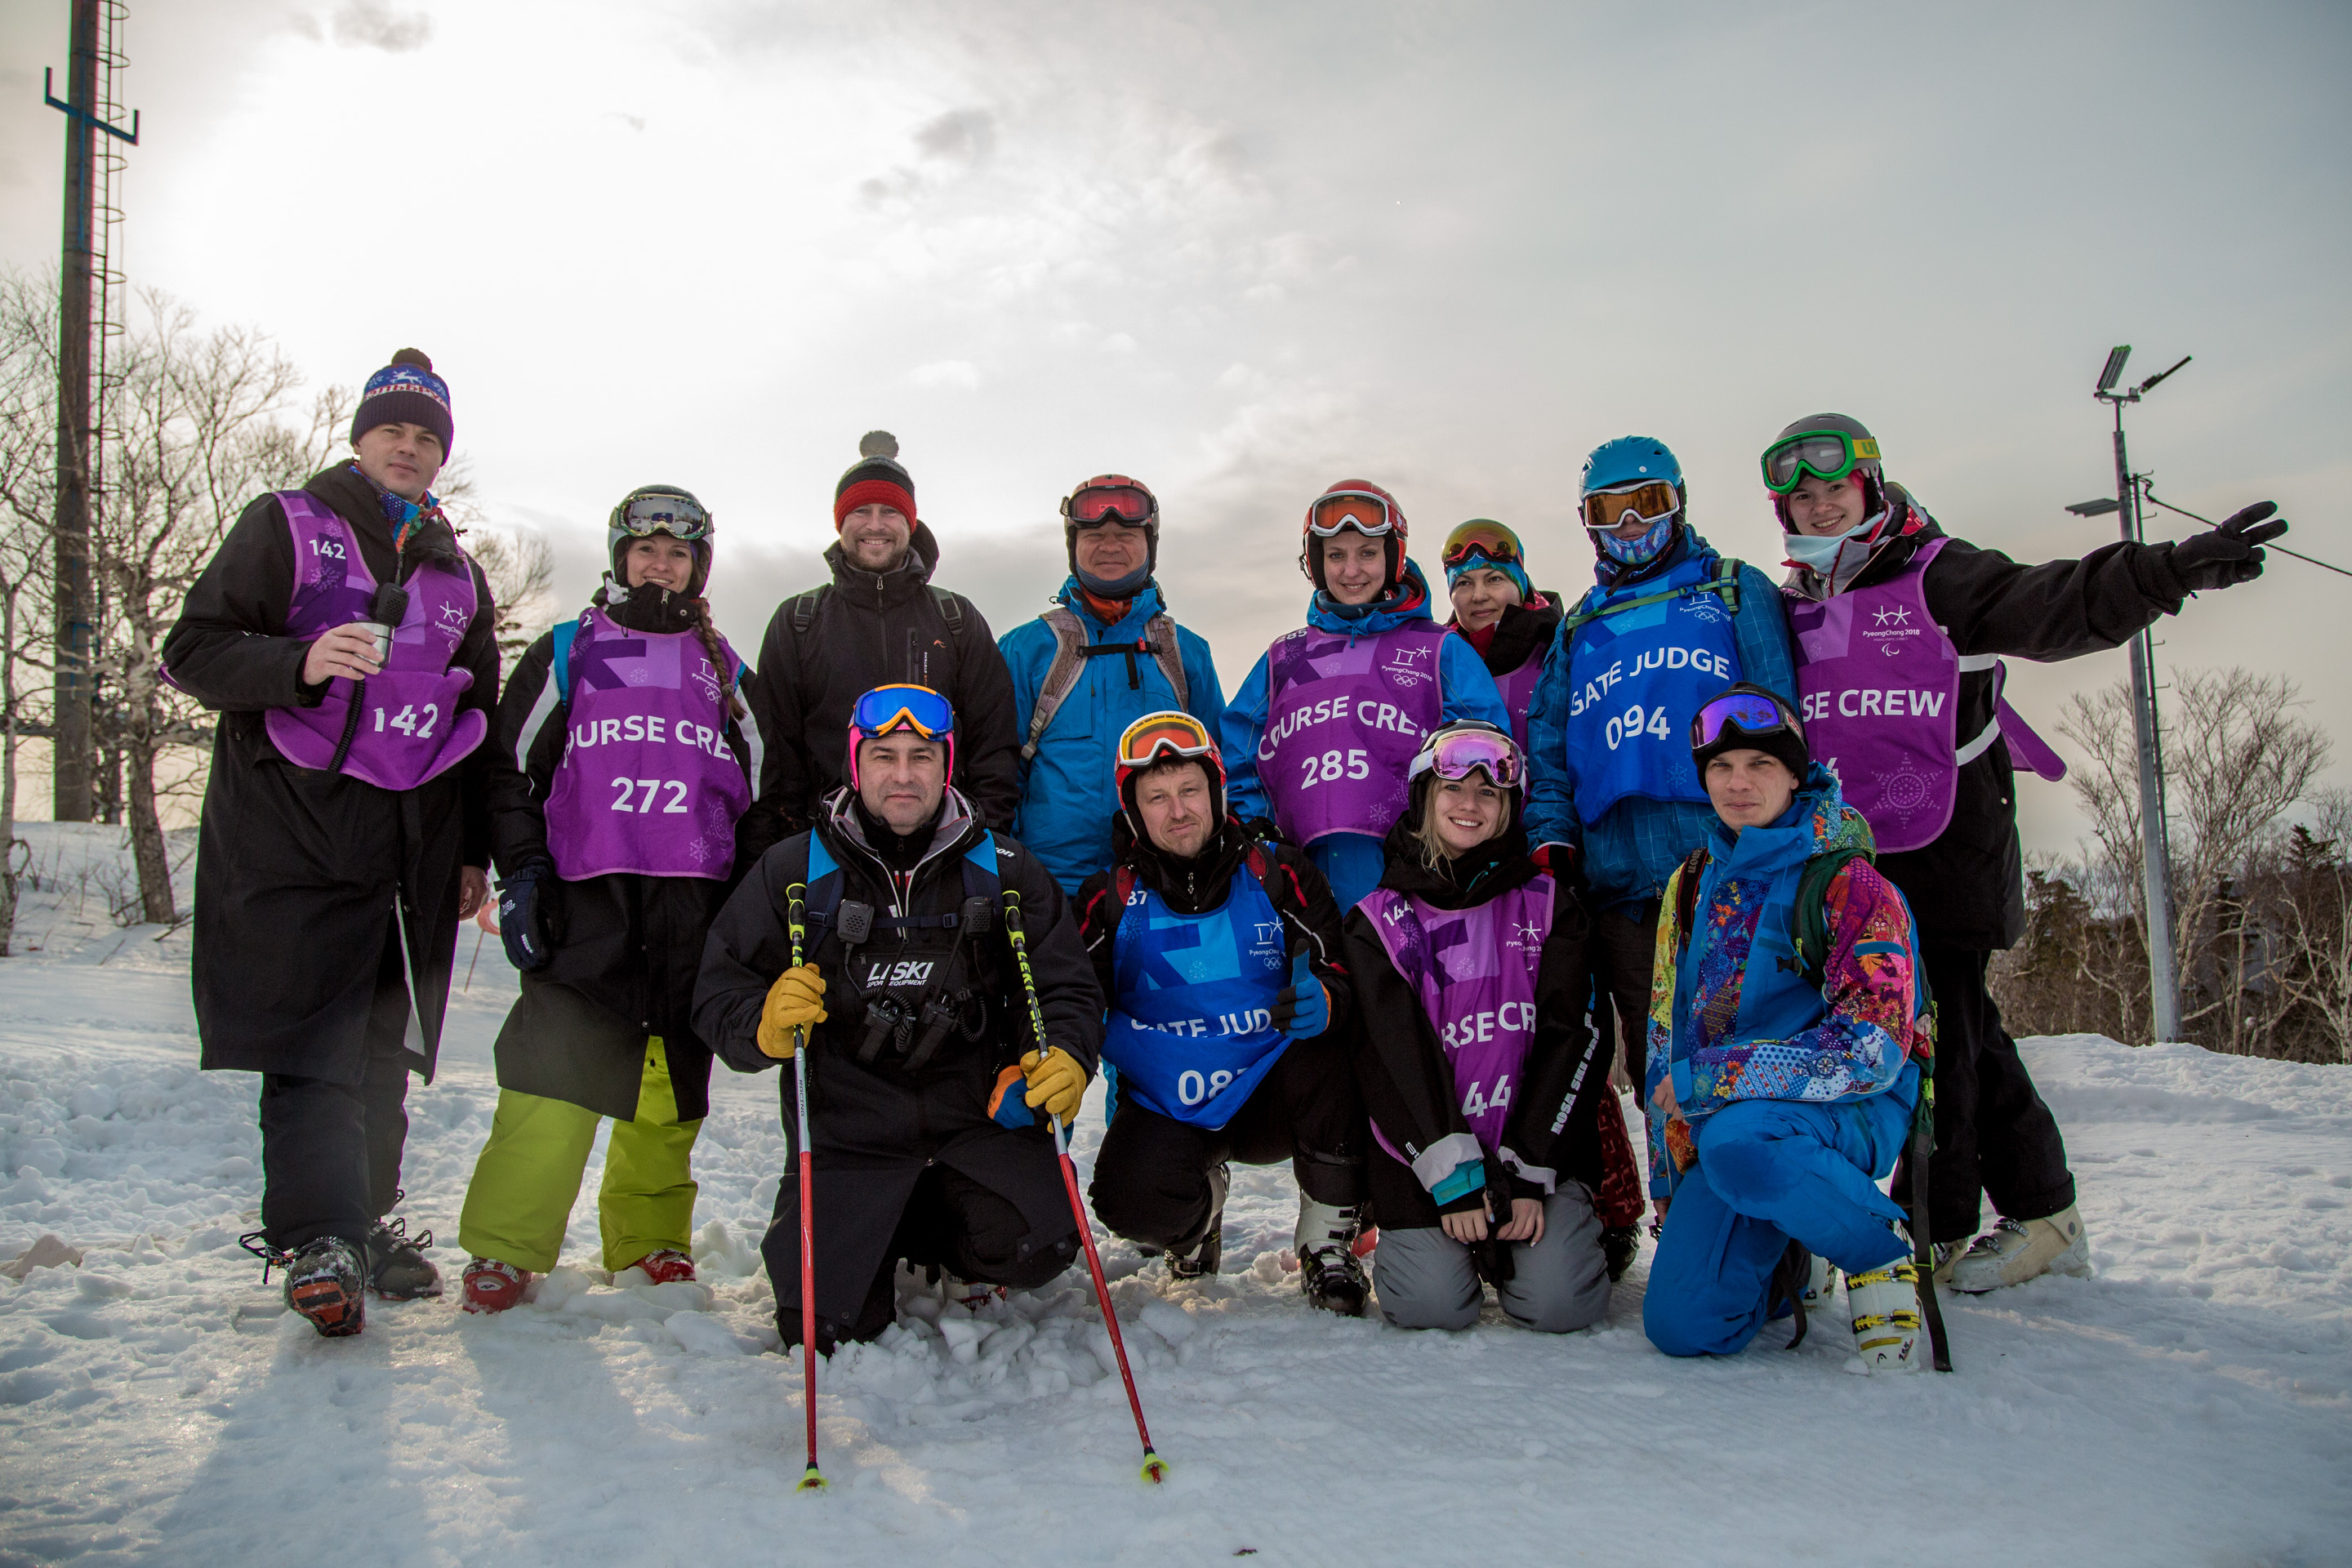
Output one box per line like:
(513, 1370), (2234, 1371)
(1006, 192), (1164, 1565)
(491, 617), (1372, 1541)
(695, 684), (1103, 1351)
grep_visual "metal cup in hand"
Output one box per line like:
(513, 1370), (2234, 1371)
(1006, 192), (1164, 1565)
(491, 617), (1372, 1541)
(354, 621), (393, 670)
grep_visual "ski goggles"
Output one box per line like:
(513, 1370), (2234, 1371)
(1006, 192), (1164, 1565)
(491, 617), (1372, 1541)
(851, 684), (956, 741)
(1117, 710), (1218, 771)
(1761, 430), (1881, 494)
(1062, 482), (1158, 527)
(1690, 689), (1801, 751)
(1409, 724), (1523, 788)
(1440, 519), (1524, 570)
(612, 489), (713, 541)
(1580, 480), (1681, 533)
(1307, 490), (1399, 538)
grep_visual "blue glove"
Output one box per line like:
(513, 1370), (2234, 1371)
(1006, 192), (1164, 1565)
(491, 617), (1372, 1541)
(1269, 949), (1329, 1040)
(497, 860), (557, 972)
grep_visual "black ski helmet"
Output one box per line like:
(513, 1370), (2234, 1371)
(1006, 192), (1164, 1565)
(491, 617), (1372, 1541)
(607, 483), (714, 595)
(1765, 412), (1885, 524)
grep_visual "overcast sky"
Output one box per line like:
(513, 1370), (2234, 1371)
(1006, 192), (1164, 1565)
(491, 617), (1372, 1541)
(2, 0), (2346, 854)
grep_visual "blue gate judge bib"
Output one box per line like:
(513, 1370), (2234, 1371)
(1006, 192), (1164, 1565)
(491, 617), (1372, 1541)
(1563, 553), (1743, 823)
(1102, 866), (1291, 1129)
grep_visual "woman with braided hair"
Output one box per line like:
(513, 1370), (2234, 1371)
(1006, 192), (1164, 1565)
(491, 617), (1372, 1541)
(455, 484), (765, 1311)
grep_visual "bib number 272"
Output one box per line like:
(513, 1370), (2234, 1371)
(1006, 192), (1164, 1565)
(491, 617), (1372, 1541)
(610, 777), (689, 813)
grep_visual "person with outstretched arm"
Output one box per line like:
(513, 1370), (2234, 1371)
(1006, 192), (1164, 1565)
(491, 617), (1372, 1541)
(1642, 685), (1934, 1373)
(1075, 712), (1370, 1314)
(693, 684), (1103, 1351)
(159, 349), (497, 1337)
(1763, 412), (2290, 1293)
(454, 485), (762, 1312)
(1221, 480), (1510, 915)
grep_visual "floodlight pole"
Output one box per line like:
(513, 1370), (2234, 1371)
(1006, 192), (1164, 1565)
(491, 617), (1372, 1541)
(2096, 350), (2182, 1043)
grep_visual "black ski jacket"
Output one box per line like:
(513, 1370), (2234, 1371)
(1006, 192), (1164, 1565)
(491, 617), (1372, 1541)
(483, 591), (764, 1121)
(693, 788), (1102, 1322)
(1450, 590), (1563, 681)
(1072, 816), (1354, 1036)
(160, 464), (499, 1081)
(744, 523), (1020, 845)
(1786, 485), (2206, 951)
(1343, 810), (1614, 1229)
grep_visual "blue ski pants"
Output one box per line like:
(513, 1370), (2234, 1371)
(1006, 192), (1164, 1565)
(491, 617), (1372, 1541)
(1644, 1066), (1918, 1358)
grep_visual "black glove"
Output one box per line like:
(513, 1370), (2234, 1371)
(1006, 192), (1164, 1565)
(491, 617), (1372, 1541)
(1242, 816), (1285, 847)
(2167, 501), (2288, 591)
(497, 859), (559, 972)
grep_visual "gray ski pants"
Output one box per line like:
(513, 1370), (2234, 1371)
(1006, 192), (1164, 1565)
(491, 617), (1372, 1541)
(1372, 1184), (1610, 1333)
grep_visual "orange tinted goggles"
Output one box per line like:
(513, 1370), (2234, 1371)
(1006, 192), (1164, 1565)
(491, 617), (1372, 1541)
(1307, 491), (1397, 537)
(1117, 711), (1215, 769)
(1581, 481), (1680, 532)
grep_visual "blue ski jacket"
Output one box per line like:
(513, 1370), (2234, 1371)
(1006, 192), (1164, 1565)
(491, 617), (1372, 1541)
(1522, 531), (1795, 914)
(1001, 578), (1225, 893)
(1220, 561), (1511, 831)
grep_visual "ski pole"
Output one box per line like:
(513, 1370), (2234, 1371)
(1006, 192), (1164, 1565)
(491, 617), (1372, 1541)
(786, 883), (827, 1491)
(998, 887), (1166, 1484)
(1050, 1110), (1167, 1485)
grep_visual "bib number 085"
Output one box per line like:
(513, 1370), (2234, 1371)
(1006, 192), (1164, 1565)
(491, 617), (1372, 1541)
(609, 777), (689, 813)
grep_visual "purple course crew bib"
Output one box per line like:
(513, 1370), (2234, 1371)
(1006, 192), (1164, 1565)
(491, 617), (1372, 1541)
(263, 492), (487, 791)
(1787, 536), (2065, 853)
(1492, 651), (1543, 752)
(1258, 621), (1450, 844)
(1362, 875), (1552, 1160)
(541, 608), (751, 880)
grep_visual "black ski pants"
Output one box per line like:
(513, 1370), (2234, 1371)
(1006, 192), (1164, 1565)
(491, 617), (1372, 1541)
(1592, 899), (1661, 1087)
(1891, 944), (2076, 1245)
(769, 1164), (1079, 1348)
(258, 930), (414, 1250)
(1088, 1027), (1366, 1255)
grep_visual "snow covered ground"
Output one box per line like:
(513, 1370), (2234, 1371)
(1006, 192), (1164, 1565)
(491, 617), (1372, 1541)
(1, 823), (2347, 1567)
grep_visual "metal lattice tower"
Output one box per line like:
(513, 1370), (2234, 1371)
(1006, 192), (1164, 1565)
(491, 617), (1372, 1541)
(44, 0), (138, 822)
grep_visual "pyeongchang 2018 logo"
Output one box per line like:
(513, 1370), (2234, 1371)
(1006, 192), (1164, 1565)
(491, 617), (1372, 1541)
(1861, 600), (1926, 659)
(1385, 644), (1436, 688)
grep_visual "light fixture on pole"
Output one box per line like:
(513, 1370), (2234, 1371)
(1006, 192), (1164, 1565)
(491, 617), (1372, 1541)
(2081, 344), (2189, 1043)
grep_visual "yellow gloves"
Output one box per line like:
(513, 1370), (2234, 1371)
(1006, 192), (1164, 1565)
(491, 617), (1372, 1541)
(1019, 1047), (1089, 1123)
(756, 964), (827, 1058)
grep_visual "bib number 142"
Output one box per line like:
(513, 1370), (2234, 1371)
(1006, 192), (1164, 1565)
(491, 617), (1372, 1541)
(371, 702), (439, 740)
(610, 777), (689, 813)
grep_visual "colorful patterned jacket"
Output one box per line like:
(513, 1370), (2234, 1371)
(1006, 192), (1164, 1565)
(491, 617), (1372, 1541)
(1643, 766), (1929, 1197)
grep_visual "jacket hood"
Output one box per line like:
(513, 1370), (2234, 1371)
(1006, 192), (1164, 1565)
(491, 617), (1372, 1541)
(818, 781), (982, 876)
(1783, 484), (1940, 603)
(1307, 557), (1436, 636)
(1375, 775), (1535, 909)
(1704, 762), (1873, 875)
(1110, 812), (1256, 912)
(305, 463), (467, 569)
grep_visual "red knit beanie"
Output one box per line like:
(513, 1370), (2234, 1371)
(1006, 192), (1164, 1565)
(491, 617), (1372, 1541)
(834, 430), (917, 530)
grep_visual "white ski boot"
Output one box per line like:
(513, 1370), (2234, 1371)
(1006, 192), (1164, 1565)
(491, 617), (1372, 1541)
(1294, 1197), (1368, 1317)
(1846, 1228), (1924, 1374)
(1944, 1205), (2091, 1294)
(1802, 1250), (1838, 1307)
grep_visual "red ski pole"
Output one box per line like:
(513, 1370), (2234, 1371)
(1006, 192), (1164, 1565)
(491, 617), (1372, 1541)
(1051, 1110), (1167, 1485)
(786, 886), (826, 1493)
(1004, 890), (1165, 1484)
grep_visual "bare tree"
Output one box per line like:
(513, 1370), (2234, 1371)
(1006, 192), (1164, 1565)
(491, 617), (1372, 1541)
(466, 522), (557, 662)
(96, 289), (344, 922)
(2055, 667), (2332, 1050)
(2274, 790), (2352, 1062)
(0, 272), (62, 954)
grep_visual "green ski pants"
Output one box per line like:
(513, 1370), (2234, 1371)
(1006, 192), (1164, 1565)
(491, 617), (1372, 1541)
(458, 1037), (702, 1274)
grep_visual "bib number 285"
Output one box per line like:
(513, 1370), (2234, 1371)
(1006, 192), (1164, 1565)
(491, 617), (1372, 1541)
(609, 777), (689, 813)
(1298, 748), (1371, 789)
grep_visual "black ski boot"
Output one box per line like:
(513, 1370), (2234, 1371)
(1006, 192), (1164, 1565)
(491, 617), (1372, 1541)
(1601, 1224), (1641, 1283)
(283, 1236), (368, 1338)
(1295, 1197), (1368, 1317)
(1169, 1164), (1228, 1281)
(366, 1217), (443, 1300)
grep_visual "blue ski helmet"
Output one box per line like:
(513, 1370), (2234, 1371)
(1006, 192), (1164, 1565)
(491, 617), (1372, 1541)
(1579, 435), (1685, 497)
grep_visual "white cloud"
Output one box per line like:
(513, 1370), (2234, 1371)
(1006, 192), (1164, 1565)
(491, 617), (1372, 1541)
(331, 0), (430, 52)
(911, 359), (982, 390)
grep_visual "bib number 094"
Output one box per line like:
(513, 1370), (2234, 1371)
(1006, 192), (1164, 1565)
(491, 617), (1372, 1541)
(1603, 704), (1674, 751)
(609, 777), (690, 813)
